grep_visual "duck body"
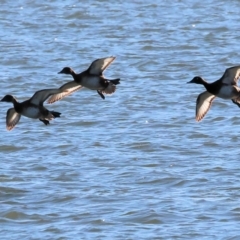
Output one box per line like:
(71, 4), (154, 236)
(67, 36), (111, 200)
(1, 89), (63, 130)
(48, 57), (120, 103)
(12, 99), (50, 119)
(201, 80), (239, 99)
(76, 73), (120, 94)
(77, 74), (103, 90)
(188, 66), (240, 121)
(217, 84), (240, 99)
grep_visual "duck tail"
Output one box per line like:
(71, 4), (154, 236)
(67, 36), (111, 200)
(109, 78), (120, 85)
(101, 82), (117, 95)
(51, 111), (61, 118)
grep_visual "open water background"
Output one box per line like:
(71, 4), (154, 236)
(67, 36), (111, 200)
(1, 1), (240, 239)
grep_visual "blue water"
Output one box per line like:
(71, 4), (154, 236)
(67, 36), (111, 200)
(1, 1), (240, 239)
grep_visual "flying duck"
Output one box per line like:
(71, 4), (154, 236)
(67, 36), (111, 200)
(1, 89), (64, 130)
(188, 66), (240, 122)
(47, 56), (120, 103)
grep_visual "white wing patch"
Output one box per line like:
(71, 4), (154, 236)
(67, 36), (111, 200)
(47, 81), (83, 104)
(6, 108), (21, 131)
(89, 57), (115, 75)
(196, 91), (216, 122)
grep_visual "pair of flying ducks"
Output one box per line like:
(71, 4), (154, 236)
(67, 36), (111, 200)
(1, 57), (120, 130)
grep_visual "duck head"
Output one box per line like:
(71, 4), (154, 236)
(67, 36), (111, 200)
(58, 67), (73, 74)
(187, 76), (205, 84)
(1, 95), (15, 103)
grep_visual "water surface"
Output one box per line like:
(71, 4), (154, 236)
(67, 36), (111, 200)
(1, 1), (240, 239)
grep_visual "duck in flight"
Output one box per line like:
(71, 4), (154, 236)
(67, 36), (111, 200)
(188, 66), (240, 122)
(1, 89), (64, 131)
(47, 57), (120, 104)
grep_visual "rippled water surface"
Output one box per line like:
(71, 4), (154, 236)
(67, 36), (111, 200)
(1, 1), (240, 239)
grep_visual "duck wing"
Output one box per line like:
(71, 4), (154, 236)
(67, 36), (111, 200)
(6, 108), (21, 131)
(196, 91), (216, 122)
(29, 89), (63, 105)
(88, 57), (116, 75)
(47, 81), (83, 104)
(221, 66), (240, 85)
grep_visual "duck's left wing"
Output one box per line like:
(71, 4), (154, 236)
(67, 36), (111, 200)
(88, 57), (116, 75)
(30, 89), (63, 105)
(6, 108), (21, 131)
(196, 91), (216, 122)
(221, 66), (240, 85)
(47, 81), (83, 104)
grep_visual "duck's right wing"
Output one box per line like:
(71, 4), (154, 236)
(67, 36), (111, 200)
(221, 66), (240, 85)
(88, 57), (116, 75)
(47, 81), (83, 104)
(196, 91), (216, 122)
(6, 108), (21, 131)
